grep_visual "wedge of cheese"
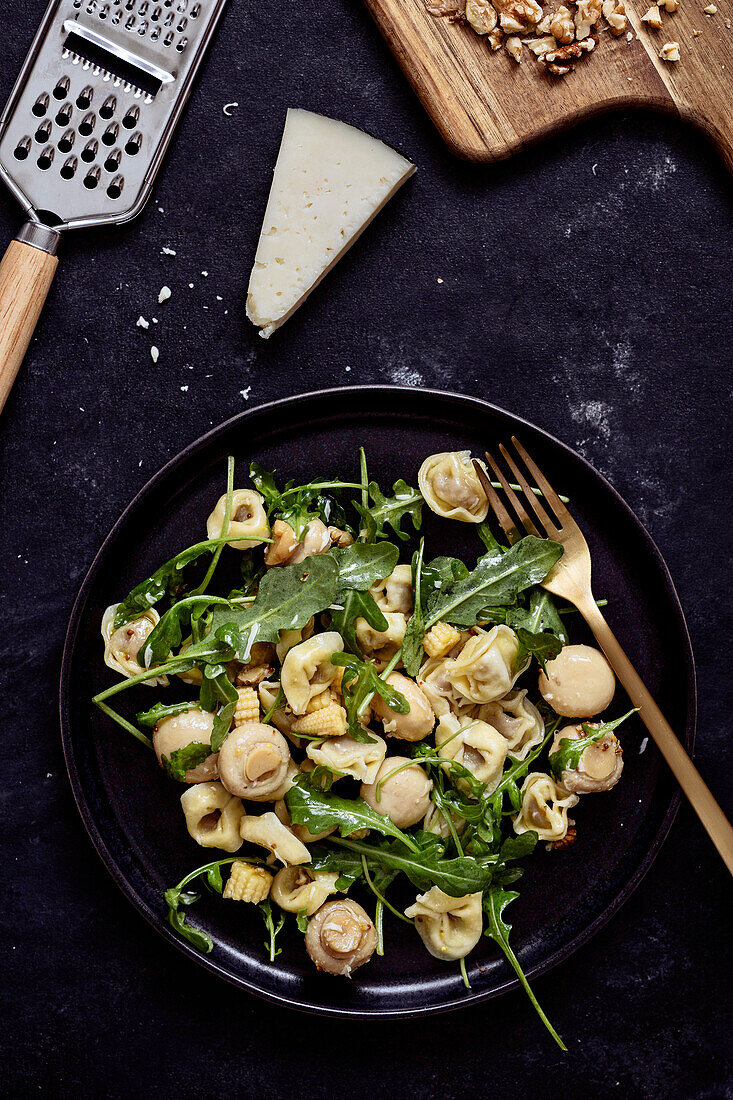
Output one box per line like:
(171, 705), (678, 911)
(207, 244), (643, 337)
(246, 109), (415, 338)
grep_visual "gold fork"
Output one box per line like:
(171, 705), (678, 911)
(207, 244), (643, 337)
(474, 438), (733, 875)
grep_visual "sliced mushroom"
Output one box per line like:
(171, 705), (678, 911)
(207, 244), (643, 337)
(153, 707), (218, 783)
(538, 644), (616, 717)
(371, 672), (435, 742)
(360, 756), (433, 828)
(550, 723), (624, 793)
(217, 722), (291, 800)
(305, 899), (377, 976)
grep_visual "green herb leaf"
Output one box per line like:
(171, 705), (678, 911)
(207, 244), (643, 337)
(483, 886), (566, 1050)
(333, 835), (494, 898)
(167, 905), (214, 954)
(355, 479), (423, 542)
(307, 844), (365, 889)
(285, 780), (421, 850)
(136, 700), (197, 728)
(259, 899), (285, 961)
(161, 741), (212, 782)
(427, 536), (564, 628)
(401, 539), (425, 677)
(331, 651), (409, 742)
(296, 910), (309, 933)
(514, 627), (564, 674)
(549, 709), (636, 780)
(329, 589), (388, 656)
(332, 542), (399, 591)
(506, 588), (568, 645)
(112, 541), (223, 628)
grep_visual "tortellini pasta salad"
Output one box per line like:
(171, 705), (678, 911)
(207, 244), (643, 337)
(94, 449), (634, 1047)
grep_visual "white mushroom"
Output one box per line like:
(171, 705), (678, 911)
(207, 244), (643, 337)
(360, 756), (433, 828)
(305, 899), (377, 976)
(281, 631), (344, 715)
(101, 604), (168, 685)
(180, 781), (244, 851)
(270, 866), (340, 915)
(418, 451), (489, 523)
(206, 488), (270, 550)
(371, 672), (435, 742)
(217, 723), (291, 800)
(447, 625), (529, 704)
(538, 644), (616, 717)
(152, 707), (218, 783)
(550, 723), (624, 793)
(512, 772), (578, 842)
(404, 887), (483, 960)
(238, 811), (311, 865)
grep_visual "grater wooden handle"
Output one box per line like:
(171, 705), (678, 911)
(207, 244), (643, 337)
(0, 232), (59, 414)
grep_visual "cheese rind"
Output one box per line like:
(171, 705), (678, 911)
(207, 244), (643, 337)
(246, 109), (415, 338)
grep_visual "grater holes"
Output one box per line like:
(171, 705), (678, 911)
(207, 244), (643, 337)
(163, 30), (175, 45)
(102, 123), (119, 146)
(83, 167), (101, 189)
(122, 106), (139, 129)
(13, 138), (31, 161)
(176, 17), (188, 31)
(151, 3), (162, 17)
(176, 36), (187, 51)
(55, 103), (73, 127)
(79, 112), (96, 136)
(76, 87), (94, 110)
(100, 96), (117, 120)
(164, 11), (174, 26)
(37, 146), (55, 171)
(125, 131), (142, 155)
(35, 120), (52, 144)
(107, 175), (124, 199)
(176, 0), (188, 10)
(53, 78), (71, 101)
(60, 157), (78, 180)
(104, 148), (121, 172)
(150, 25), (161, 39)
(58, 129), (76, 153)
(32, 94), (50, 118)
(81, 139), (98, 163)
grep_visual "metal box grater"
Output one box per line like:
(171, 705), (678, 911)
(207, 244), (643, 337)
(0, 0), (228, 412)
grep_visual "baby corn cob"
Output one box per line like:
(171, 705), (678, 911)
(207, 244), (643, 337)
(223, 862), (273, 903)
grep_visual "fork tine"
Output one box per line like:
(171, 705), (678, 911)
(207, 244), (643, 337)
(472, 459), (521, 544)
(510, 436), (572, 526)
(484, 450), (541, 538)
(499, 443), (561, 538)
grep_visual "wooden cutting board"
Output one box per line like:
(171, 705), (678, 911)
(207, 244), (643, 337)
(362, 0), (733, 169)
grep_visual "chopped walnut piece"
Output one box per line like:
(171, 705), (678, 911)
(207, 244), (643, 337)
(494, 0), (543, 33)
(425, 0), (467, 21)
(505, 32), (524, 55)
(574, 0), (602, 38)
(703, 3), (717, 11)
(661, 0), (679, 9)
(691, 26), (702, 34)
(542, 34), (596, 71)
(659, 38), (680, 57)
(466, 0), (499, 31)
(550, 4), (576, 41)
(642, 4), (664, 26)
(488, 26), (505, 45)
(603, 0), (627, 33)
(526, 33), (560, 51)
(537, 11), (553, 29)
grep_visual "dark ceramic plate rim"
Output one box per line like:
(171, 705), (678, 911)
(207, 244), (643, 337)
(59, 385), (697, 1018)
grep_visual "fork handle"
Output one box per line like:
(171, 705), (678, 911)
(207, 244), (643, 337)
(0, 224), (61, 415)
(581, 600), (733, 875)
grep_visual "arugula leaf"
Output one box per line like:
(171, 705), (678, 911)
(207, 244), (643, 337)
(140, 595), (231, 669)
(332, 542), (399, 591)
(307, 844), (365, 889)
(549, 709), (635, 780)
(426, 536), (563, 628)
(499, 832), (538, 862)
(185, 554), (339, 664)
(198, 664), (239, 752)
(250, 463), (355, 539)
(331, 651), (408, 742)
(477, 523), (508, 555)
(483, 886), (566, 1050)
(161, 741), (212, 782)
(355, 479), (423, 542)
(136, 700), (197, 728)
(514, 627), (563, 674)
(506, 588), (568, 645)
(333, 835), (494, 897)
(401, 540), (425, 677)
(285, 780), (421, 851)
(167, 905), (213, 953)
(296, 910), (309, 933)
(113, 541), (224, 628)
(330, 589), (388, 656)
(259, 899), (285, 961)
(163, 855), (254, 956)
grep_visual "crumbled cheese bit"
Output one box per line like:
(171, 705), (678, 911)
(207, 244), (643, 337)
(505, 33), (523, 59)
(188, 282), (194, 288)
(659, 38), (680, 57)
(240, 386), (252, 400)
(136, 315), (149, 329)
(181, 384), (188, 392)
(158, 285), (172, 304)
(642, 3), (663, 25)
(161, 246), (176, 256)
(437, 277), (444, 283)
(201, 270), (209, 277)
(592, 162), (598, 175)
(150, 345), (159, 363)
(639, 737), (649, 753)
(703, 3), (717, 11)
(223, 102), (239, 117)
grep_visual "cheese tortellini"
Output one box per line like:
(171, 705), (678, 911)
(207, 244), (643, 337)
(417, 656), (474, 719)
(306, 733), (387, 785)
(180, 781), (244, 852)
(101, 604), (168, 686)
(206, 488), (270, 550)
(276, 617), (315, 664)
(281, 631), (344, 714)
(354, 613), (407, 670)
(271, 866), (340, 915)
(435, 714), (508, 793)
(404, 887), (483, 960)
(512, 772), (579, 842)
(418, 451), (489, 523)
(370, 564), (413, 614)
(239, 811), (311, 865)
(477, 689), (545, 759)
(447, 625), (529, 704)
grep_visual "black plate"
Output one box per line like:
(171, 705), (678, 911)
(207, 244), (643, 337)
(60, 386), (696, 1018)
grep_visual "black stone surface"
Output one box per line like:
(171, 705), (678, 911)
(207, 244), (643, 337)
(1, 1), (731, 1097)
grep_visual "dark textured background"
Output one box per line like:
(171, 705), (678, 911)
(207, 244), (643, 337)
(1, 1), (732, 1097)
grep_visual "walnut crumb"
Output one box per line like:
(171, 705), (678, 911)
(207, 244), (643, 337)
(603, 0), (627, 34)
(659, 38), (680, 57)
(425, 0), (467, 21)
(505, 33), (524, 57)
(703, 3), (717, 12)
(487, 26), (505, 45)
(466, 0), (499, 32)
(642, 3), (664, 26)
(494, 0), (543, 33)
(550, 4), (576, 41)
(542, 33), (596, 70)
(525, 33), (559, 52)
(661, 0), (679, 9)
(575, 0), (603, 39)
